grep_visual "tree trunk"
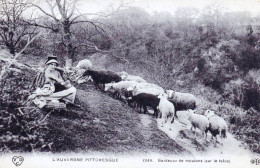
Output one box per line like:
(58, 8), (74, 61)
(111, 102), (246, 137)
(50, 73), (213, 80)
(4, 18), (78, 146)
(6, 42), (15, 56)
(63, 20), (75, 66)
(9, 47), (15, 56)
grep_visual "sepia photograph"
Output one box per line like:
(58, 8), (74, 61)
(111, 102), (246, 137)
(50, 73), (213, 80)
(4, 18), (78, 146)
(0, 0), (260, 167)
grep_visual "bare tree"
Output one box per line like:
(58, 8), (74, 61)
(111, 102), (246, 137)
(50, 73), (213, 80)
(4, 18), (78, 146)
(31, 0), (123, 66)
(174, 7), (199, 38)
(201, 3), (227, 34)
(0, 31), (46, 80)
(0, 0), (37, 55)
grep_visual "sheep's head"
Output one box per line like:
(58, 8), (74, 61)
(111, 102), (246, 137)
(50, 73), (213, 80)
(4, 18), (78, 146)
(76, 59), (93, 70)
(166, 90), (175, 99)
(118, 71), (128, 79)
(187, 109), (195, 120)
(127, 85), (136, 91)
(158, 93), (167, 99)
(187, 109), (195, 114)
(104, 84), (113, 91)
(204, 109), (215, 118)
(121, 74), (128, 80)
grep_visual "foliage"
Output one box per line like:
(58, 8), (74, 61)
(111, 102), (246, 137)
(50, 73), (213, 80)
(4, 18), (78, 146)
(229, 109), (260, 153)
(0, 108), (52, 152)
(0, 69), (35, 108)
(0, 68), (51, 152)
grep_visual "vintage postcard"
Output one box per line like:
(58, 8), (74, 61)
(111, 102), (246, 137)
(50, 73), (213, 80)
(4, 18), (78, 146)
(0, 0), (259, 168)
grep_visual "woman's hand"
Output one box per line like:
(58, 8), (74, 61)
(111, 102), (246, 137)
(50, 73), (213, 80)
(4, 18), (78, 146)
(50, 76), (63, 83)
(63, 80), (72, 88)
(57, 78), (64, 84)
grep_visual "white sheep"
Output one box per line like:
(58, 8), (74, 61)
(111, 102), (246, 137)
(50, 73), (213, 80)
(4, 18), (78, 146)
(187, 109), (209, 139)
(158, 93), (175, 126)
(127, 85), (165, 96)
(76, 59), (93, 70)
(122, 74), (147, 83)
(204, 109), (228, 146)
(104, 81), (139, 99)
(128, 82), (164, 92)
(117, 71), (147, 83)
(105, 81), (139, 92)
(116, 71), (128, 77)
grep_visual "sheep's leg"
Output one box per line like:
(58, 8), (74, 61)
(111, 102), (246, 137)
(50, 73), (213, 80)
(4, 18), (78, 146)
(170, 116), (174, 124)
(117, 91), (121, 100)
(127, 100), (131, 106)
(135, 102), (138, 109)
(138, 103), (142, 113)
(113, 91), (118, 99)
(204, 132), (207, 140)
(117, 92), (121, 100)
(93, 82), (98, 89)
(215, 134), (222, 147)
(174, 110), (178, 118)
(102, 84), (105, 91)
(205, 127), (209, 140)
(143, 105), (147, 114)
(161, 113), (167, 126)
(216, 130), (221, 145)
(219, 135), (224, 146)
(139, 104), (142, 113)
(157, 108), (161, 119)
(154, 108), (158, 118)
(158, 110), (162, 118)
(135, 103), (140, 113)
(114, 91), (117, 99)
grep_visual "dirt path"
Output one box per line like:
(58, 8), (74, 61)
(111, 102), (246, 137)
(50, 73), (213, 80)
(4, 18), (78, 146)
(45, 84), (188, 154)
(157, 110), (256, 157)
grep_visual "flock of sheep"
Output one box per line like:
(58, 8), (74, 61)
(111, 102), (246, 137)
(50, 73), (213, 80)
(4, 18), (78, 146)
(72, 59), (228, 147)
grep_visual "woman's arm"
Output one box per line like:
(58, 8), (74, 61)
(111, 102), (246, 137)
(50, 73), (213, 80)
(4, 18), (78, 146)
(45, 69), (64, 84)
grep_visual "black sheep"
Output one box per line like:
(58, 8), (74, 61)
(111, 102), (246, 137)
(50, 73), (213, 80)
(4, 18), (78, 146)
(168, 99), (196, 118)
(83, 69), (121, 90)
(128, 93), (160, 118)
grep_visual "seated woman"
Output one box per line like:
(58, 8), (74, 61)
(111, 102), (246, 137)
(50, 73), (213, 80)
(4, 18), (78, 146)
(30, 56), (77, 108)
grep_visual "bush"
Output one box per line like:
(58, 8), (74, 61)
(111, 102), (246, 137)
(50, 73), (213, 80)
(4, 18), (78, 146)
(0, 108), (52, 152)
(0, 69), (51, 152)
(229, 109), (260, 153)
(0, 69), (35, 109)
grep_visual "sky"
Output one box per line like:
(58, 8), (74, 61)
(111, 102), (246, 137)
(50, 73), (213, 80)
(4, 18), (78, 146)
(76, 0), (260, 16)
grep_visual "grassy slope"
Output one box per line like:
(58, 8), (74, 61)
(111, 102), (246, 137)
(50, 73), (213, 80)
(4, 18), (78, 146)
(45, 84), (188, 154)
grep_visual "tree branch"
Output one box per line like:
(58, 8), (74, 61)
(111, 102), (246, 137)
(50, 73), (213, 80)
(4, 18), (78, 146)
(31, 2), (59, 22)
(0, 31), (49, 80)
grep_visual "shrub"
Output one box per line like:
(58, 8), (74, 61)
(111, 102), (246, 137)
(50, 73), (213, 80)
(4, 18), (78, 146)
(0, 69), (35, 109)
